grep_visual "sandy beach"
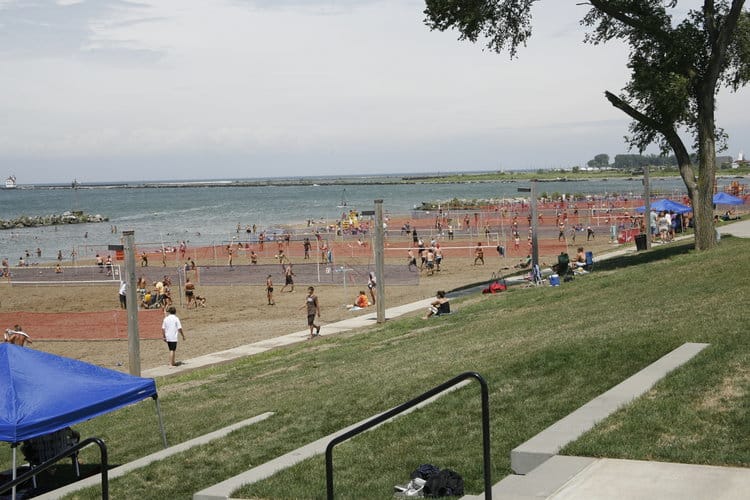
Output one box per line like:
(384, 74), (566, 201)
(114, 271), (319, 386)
(1, 212), (621, 373)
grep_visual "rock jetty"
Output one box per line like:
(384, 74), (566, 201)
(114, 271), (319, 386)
(0, 211), (108, 230)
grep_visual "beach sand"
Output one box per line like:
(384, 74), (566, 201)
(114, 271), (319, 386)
(0, 219), (620, 373)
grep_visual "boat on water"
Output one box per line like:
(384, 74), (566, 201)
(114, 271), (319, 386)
(5, 175), (17, 189)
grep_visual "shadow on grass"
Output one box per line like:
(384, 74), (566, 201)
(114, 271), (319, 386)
(0, 463), (117, 499)
(594, 240), (697, 271)
(448, 237), (719, 297)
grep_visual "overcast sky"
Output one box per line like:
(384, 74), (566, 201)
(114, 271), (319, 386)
(1, 0), (747, 184)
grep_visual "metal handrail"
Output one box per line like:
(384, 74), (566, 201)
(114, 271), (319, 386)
(325, 371), (492, 499)
(1, 436), (109, 499)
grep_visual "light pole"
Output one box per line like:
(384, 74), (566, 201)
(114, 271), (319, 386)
(123, 230), (141, 376)
(518, 181), (539, 268)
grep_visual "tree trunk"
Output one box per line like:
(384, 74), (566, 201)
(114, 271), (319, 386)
(693, 90), (718, 251)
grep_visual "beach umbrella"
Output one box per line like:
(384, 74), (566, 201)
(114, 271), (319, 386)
(712, 192), (744, 205)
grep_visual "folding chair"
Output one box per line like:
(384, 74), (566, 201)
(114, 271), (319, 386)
(20, 428), (81, 488)
(584, 251), (594, 272)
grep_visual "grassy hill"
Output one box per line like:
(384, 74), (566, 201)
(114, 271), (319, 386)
(13, 236), (750, 499)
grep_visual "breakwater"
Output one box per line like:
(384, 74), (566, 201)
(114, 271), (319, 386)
(0, 211), (108, 230)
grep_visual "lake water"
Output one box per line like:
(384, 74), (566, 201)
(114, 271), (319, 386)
(0, 175), (695, 263)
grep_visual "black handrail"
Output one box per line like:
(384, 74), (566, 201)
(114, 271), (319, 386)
(325, 371), (491, 499)
(1, 436), (109, 499)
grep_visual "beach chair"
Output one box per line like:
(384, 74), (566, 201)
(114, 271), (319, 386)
(20, 427), (80, 488)
(553, 252), (572, 279)
(584, 251), (594, 272)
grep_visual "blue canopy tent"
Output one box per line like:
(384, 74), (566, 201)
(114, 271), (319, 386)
(1, 343), (166, 496)
(635, 198), (693, 214)
(713, 192), (744, 205)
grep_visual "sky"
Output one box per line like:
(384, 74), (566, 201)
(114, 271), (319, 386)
(1, 0), (748, 184)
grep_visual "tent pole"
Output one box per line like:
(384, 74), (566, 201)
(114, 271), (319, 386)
(12, 445), (17, 500)
(154, 396), (168, 448)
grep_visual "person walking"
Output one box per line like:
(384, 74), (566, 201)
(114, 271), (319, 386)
(161, 306), (185, 367)
(118, 280), (127, 309)
(301, 286), (321, 339)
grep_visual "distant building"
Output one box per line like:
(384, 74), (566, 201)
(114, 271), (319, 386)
(732, 151), (745, 169)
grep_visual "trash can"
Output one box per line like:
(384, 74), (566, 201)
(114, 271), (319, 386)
(635, 234), (647, 251)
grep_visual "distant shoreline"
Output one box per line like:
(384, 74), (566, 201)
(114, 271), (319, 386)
(12, 172), (741, 190)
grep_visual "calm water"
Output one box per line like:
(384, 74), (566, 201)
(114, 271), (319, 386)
(0, 175), (692, 263)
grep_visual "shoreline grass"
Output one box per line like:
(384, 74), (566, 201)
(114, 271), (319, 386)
(5, 237), (749, 499)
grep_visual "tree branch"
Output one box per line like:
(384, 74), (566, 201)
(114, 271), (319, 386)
(604, 90), (697, 192)
(704, 0), (745, 88)
(589, 0), (671, 42)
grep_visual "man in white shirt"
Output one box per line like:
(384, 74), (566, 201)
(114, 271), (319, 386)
(161, 306), (185, 366)
(118, 281), (127, 309)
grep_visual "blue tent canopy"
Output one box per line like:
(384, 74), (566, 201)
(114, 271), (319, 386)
(0, 343), (159, 443)
(635, 199), (693, 214)
(713, 192), (744, 205)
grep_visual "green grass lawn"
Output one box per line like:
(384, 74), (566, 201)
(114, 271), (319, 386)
(7, 237), (750, 499)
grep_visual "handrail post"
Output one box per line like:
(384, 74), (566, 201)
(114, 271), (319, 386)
(326, 371), (491, 499)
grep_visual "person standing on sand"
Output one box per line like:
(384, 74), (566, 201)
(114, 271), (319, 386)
(303, 238), (311, 260)
(474, 242), (484, 265)
(185, 278), (196, 308)
(162, 306), (185, 367)
(281, 264), (295, 292)
(266, 274), (275, 305)
(407, 248), (417, 271)
(301, 286), (321, 339)
(5, 325), (32, 346)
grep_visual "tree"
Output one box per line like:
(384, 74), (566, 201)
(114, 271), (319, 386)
(424, 1), (750, 250)
(587, 153), (611, 168)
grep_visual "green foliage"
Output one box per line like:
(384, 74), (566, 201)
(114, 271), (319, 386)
(423, 0), (750, 249)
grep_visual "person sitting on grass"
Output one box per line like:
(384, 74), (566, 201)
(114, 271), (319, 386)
(423, 291), (450, 319)
(348, 290), (370, 311)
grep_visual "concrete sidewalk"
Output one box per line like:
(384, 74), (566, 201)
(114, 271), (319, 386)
(143, 298), (434, 378)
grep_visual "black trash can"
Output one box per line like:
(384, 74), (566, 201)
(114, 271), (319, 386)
(635, 234), (647, 251)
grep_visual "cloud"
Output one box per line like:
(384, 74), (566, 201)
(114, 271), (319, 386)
(0, 0), (160, 60)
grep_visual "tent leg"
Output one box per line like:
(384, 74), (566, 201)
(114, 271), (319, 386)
(154, 396), (168, 448)
(12, 445), (16, 500)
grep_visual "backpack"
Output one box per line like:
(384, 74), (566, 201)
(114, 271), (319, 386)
(424, 469), (464, 497)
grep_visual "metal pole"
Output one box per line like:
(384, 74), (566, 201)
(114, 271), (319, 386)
(154, 396), (168, 448)
(374, 200), (385, 323)
(643, 166), (651, 249)
(530, 181), (539, 268)
(123, 230), (141, 376)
